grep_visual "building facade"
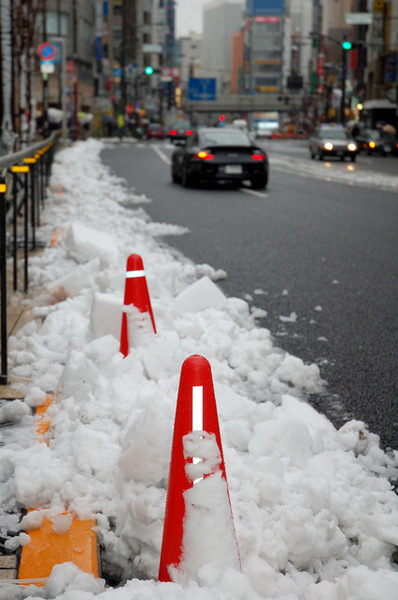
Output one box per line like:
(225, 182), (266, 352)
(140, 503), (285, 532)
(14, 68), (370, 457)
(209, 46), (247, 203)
(243, 0), (292, 95)
(35, 0), (96, 112)
(201, 0), (245, 96)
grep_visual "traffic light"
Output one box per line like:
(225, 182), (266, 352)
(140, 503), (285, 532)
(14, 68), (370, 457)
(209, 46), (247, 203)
(144, 66), (154, 75)
(219, 115), (225, 122)
(342, 40), (352, 51)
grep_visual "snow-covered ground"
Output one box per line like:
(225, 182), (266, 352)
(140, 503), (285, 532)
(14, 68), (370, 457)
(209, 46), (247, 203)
(1, 138), (397, 600)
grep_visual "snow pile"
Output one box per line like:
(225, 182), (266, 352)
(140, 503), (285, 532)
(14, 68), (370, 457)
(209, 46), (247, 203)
(1, 139), (397, 600)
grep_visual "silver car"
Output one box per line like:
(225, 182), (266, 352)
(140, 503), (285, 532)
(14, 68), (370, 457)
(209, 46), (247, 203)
(309, 125), (358, 162)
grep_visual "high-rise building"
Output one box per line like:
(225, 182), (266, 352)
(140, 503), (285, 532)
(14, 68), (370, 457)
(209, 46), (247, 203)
(201, 0), (245, 96)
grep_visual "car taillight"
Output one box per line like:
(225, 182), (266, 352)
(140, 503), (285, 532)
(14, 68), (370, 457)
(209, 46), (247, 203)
(252, 152), (264, 161)
(197, 151), (214, 160)
(369, 141), (376, 149)
(186, 130), (193, 136)
(169, 129), (177, 136)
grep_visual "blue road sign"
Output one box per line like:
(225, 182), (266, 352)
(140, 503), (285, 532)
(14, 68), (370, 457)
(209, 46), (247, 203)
(246, 0), (284, 16)
(188, 78), (217, 101)
(52, 42), (62, 64)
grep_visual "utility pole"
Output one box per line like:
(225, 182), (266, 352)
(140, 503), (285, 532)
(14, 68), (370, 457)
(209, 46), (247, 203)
(121, 0), (138, 112)
(42, 0), (49, 137)
(108, 0), (114, 117)
(340, 38), (351, 125)
(72, 0), (79, 139)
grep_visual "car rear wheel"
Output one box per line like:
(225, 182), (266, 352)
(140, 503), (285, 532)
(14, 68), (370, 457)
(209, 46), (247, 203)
(317, 150), (323, 161)
(182, 164), (196, 188)
(172, 170), (181, 183)
(251, 175), (268, 190)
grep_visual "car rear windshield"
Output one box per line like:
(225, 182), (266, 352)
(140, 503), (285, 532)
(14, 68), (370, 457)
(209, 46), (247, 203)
(201, 131), (251, 146)
(319, 129), (350, 140)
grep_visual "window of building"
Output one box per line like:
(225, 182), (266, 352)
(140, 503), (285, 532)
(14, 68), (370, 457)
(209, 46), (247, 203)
(80, 18), (93, 44)
(36, 11), (68, 36)
(254, 75), (280, 87)
(253, 21), (281, 35)
(253, 48), (282, 60)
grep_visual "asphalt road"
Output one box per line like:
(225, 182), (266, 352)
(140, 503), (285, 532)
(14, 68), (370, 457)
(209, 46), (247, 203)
(101, 140), (398, 452)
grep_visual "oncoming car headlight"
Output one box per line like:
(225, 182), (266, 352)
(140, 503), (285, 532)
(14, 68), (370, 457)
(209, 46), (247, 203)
(324, 142), (334, 151)
(347, 143), (357, 152)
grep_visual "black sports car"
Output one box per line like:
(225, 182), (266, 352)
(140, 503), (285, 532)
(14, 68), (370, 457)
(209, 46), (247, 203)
(171, 127), (269, 189)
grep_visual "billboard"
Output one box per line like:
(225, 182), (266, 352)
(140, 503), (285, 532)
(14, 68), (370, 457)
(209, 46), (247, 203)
(246, 0), (284, 16)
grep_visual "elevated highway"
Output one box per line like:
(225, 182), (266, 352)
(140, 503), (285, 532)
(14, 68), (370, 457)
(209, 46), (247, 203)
(182, 93), (304, 114)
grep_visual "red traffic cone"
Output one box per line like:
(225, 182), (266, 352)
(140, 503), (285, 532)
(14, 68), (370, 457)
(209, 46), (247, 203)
(120, 254), (157, 357)
(158, 355), (240, 583)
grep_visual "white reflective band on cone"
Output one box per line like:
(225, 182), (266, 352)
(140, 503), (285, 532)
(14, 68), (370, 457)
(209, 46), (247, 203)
(192, 386), (203, 431)
(126, 270), (146, 278)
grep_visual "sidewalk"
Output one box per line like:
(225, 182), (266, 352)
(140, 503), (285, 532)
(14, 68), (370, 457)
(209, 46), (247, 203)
(0, 184), (67, 400)
(0, 264), (41, 400)
(0, 184), (66, 582)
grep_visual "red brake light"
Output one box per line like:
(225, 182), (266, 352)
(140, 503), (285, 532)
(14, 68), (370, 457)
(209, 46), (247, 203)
(197, 151), (214, 160)
(186, 130), (193, 136)
(252, 153), (264, 161)
(169, 129), (177, 136)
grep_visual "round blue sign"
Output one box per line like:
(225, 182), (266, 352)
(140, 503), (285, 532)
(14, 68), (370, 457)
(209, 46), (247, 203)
(38, 42), (56, 61)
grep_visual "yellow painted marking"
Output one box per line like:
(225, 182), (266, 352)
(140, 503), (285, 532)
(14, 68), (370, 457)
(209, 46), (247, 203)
(0, 184), (6, 193)
(23, 157), (36, 164)
(11, 165), (29, 173)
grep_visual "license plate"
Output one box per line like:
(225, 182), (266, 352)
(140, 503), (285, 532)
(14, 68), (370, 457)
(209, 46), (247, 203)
(383, 145), (391, 153)
(224, 165), (242, 174)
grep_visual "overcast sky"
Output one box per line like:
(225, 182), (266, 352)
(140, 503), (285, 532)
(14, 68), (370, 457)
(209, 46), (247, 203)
(175, 0), (213, 37)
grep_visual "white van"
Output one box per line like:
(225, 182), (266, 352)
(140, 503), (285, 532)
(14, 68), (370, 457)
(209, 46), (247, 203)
(232, 119), (248, 132)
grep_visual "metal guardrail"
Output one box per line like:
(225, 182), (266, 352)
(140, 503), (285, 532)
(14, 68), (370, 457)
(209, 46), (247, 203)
(0, 132), (60, 385)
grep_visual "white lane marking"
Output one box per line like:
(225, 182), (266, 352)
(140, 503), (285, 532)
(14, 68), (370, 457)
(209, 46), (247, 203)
(126, 270), (145, 278)
(192, 386), (203, 431)
(240, 188), (268, 198)
(152, 145), (171, 165)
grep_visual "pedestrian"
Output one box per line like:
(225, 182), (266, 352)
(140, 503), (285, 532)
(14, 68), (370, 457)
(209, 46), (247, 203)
(117, 114), (125, 139)
(351, 123), (360, 139)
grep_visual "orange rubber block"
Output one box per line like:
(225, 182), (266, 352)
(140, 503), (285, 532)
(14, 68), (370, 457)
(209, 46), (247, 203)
(18, 517), (100, 585)
(35, 394), (54, 445)
(50, 227), (66, 248)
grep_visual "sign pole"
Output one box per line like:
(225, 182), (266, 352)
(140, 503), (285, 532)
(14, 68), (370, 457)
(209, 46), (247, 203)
(51, 38), (67, 142)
